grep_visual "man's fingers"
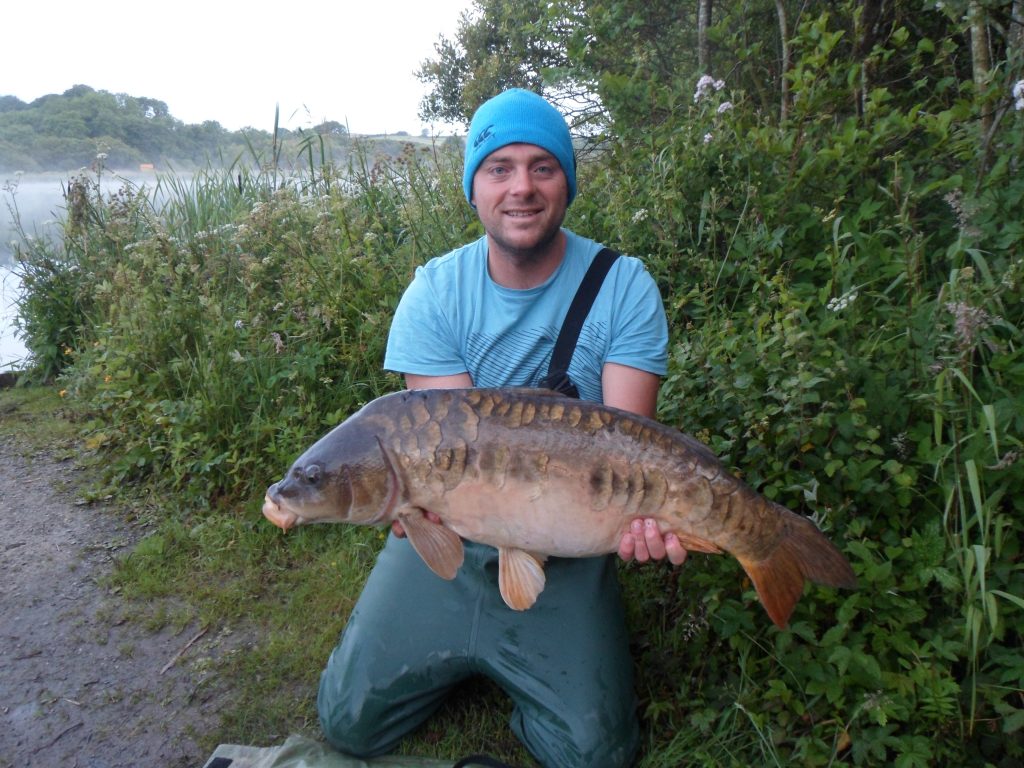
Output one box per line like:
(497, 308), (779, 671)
(620, 519), (689, 566)
(630, 519), (650, 562)
(643, 519), (667, 560)
(665, 534), (688, 566)
(617, 532), (636, 562)
(393, 509), (441, 539)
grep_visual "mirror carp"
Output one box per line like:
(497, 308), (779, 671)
(263, 387), (856, 627)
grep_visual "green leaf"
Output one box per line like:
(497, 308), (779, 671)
(1003, 707), (1024, 734)
(992, 589), (1024, 612)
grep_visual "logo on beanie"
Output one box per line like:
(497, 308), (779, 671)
(473, 124), (494, 149)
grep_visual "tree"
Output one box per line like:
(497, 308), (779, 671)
(0, 95), (26, 113)
(698, 0), (713, 73)
(416, 0), (699, 137)
(416, 0), (586, 125)
(0, 86), (242, 171)
(314, 120), (348, 137)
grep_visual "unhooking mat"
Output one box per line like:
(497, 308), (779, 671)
(202, 734), (511, 768)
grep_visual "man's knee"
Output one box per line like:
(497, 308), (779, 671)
(317, 667), (393, 757)
(514, 707), (640, 768)
(317, 641), (462, 758)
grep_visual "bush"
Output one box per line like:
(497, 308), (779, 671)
(12, 10), (1024, 763)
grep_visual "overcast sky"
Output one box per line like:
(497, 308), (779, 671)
(5, 0), (474, 134)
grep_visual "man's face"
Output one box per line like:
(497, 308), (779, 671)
(471, 143), (569, 264)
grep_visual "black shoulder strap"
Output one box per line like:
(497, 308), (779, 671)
(540, 247), (620, 397)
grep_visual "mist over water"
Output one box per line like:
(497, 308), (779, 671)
(1, 170), (174, 370)
(1, 175), (66, 266)
(1, 170), (171, 265)
(1, 267), (28, 370)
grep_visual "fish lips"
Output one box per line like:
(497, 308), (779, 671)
(262, 485), (299, 531)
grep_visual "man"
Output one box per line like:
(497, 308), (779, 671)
(317, 88), (687, 767)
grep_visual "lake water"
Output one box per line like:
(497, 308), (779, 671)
(1, 267), (28, 371)
(1, 171), (166, 264)
(0, 173), (79, 371)
(0, 170), (170, 371)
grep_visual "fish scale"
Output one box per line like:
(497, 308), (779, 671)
(263, 387), (857, 627)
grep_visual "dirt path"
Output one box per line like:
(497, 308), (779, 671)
(0, 434), (229, 767)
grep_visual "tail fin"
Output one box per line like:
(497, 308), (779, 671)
(737, 506), (857, 628)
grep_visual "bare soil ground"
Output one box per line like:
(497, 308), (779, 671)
(0, 433), (236, 768)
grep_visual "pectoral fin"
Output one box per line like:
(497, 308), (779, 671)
(399, 509), (464, 580)
(498, 547), (547, 610)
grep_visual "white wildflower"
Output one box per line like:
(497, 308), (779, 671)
(1014, 79), (1024, 111)
(945, 301), (997, 352)
(717, 101), (733, 114)
(703, 132), (714, 144)
(695, 76), (727, 104)
(234, 319), (245, 330)
(827, 289), (858, 312)
(631, 209), (648, 224)
(944, 189), (982, 238)
(96, 152), (108, 161)
(694, 75), (716, 103)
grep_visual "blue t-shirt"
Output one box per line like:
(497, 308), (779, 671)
(384, 229), (668, 403)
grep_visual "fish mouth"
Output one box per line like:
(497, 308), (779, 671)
(262, 494), (298, 531)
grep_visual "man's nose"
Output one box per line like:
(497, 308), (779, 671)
(509, 167), (535, 195)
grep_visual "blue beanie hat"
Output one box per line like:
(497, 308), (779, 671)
(463, 88), (577, 206)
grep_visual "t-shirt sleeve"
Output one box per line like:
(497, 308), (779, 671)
(605, 261), (669, 376)
(384, 267), (468, 376)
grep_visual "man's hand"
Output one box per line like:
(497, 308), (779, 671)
(391, 509), (443, 538)
(618, 518), (688, 565)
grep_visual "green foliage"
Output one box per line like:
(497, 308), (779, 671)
(568, 7), (1024, 764)
(418, 0), (570, 122)
(0, 85), (237, 171)
(16, 141), (472, 504)
(12, 2), (1024, 765)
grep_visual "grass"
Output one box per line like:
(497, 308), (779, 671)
(0, 384), (78, 447)
(0, 382), (532, 763)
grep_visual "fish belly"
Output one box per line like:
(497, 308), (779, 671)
(431, 473), (629, 557)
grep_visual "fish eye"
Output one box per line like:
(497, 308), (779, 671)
(304, 464), (322, 484)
